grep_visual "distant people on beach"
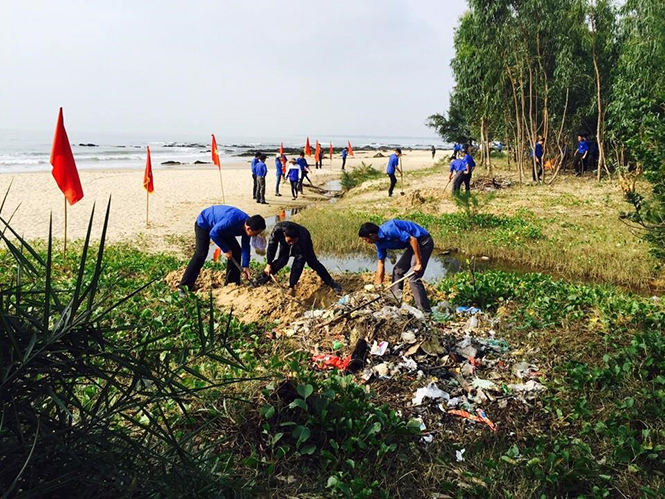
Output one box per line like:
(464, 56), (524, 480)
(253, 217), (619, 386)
(453, 142), (462, 159)
(254, 154), (268, 204)
(315, 147), (324, 169)
(286, 159), (301, 200)
(386, 148), (402, 197)
(341, 147), (348, 170)
(431, 145), (436, 159)
(296, 152), (312, 192)
(274, 153), (285, 197)
(251, 152), (261, 200)
(450, 145), (474, 194)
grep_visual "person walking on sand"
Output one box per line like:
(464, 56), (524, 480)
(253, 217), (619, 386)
(341, 147), (348, 170)
(358, 219), (433, 313)
(431, 145), (436, 159)
(317, 147), (324, 169)
(386, 148), (402, 197)
(573, 133), (589, 176)
(256, 221), (342, 294)
(274, 153), (286, 196)
(296, 152), (312, 193)
(179, 206), (266, 294)
(251, 152), (261, 200)
(286, 159), (301, 200)
(255, 154), (268, 204)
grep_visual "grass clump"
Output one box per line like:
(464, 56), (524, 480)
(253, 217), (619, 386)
(340, 162), (383, 191)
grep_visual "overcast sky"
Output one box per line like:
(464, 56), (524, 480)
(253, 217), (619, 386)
(1, 0), (466, 139)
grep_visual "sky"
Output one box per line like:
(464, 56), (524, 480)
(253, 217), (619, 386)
(1, 0), (467, 140)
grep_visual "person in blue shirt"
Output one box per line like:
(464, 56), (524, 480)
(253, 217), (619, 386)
(317, 148), (324, 169)
(251, 152), (261, 199)
(341, 147), (348, 170)
(386, 148), (402, 197)
(450, 145), (475, 193)
(533, 136), (544, 182)
(296, 152), (312, 193)
(274, 154), (286, 197)
(286, 159), (301, 199)
(358, 219), (433, 312)
(453, 142), (461, 158)
(179, 206), (266, 293)
(257, 221), (342, 293)
(255, 154), (268, 204)
(573, 134), (588, 176)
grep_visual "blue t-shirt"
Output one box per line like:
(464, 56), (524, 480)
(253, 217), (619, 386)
(296, 157), (308, 171)
(375, 220), (430, 261)
(577, 140), (588, 154)
(450, 158), (466, 173)
(275, 157), (282, 173)
(535, 143), (543, 159)
(251, 157), (258, 174)
(453, 143), (461, 152)
(287, 166), (300, 182)
(464, 153), (475, 171)
(196, 205), (252, 267)
(386, 153), (399, 175)
(255, 160), (267, 177)
(341, 149), (348, 159)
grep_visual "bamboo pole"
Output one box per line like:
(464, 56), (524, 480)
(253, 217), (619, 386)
(218, 167), (226, 203)
(146, 190), (150, 228)
(63, 197), (68, 253)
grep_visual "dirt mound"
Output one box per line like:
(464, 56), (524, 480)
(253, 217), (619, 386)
(164, 268), (373, 325)
(471, 176), (512, 191)
(396, 189), (440, 208)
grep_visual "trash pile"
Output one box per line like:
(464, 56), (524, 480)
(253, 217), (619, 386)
(471, 176), (513, 191)
(277, 285), (546, 441)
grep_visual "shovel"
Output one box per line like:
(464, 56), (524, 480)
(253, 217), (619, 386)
(399, 157), (405, 195)
(229, 257), (259, 287)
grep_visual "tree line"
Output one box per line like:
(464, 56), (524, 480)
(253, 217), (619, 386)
(428, 0), (665, 259)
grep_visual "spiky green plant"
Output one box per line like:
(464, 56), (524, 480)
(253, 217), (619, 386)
(0, 195), (249, 498)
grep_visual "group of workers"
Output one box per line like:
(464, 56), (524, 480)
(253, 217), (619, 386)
(179, 205), (434, 313)
(448, 144), (476, 194)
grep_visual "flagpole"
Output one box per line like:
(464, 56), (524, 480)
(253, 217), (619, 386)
(146, 190), (149, 228)
(63, 196), (68, 253)
(218, 167), (226, 203)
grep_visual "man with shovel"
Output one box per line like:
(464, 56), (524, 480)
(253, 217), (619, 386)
(358, 219), (433, 313)
(179, 205), (266, 294)
(257, 221), (342, 294)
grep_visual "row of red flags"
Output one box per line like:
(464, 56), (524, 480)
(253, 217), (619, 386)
(50, 108), (354, 205)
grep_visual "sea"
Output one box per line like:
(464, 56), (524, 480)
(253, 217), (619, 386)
(0, 129), (449, 174)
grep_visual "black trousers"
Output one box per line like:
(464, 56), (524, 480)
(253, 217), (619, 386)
(452, 171), (471, 193)
(388, 173), (398, 196)
(342, 157), (346, 170)
(252, 174), (258, 199)
(573, 153), (586, 175)
(290, 180), (299, 198)
(298, 172), (312, 192)
(179, 223), (241, 290)
(270, 240), (334, 288)
(532, 160), (543, 181)
(393, 235), (434, 312)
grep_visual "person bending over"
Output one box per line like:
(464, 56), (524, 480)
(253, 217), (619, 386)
(358, 219), (433, 313)
(179, 205), (266, 294)
(258, 221), (342, 294)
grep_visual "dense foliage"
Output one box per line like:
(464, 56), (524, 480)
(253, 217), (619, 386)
(429, 0), (665, 259)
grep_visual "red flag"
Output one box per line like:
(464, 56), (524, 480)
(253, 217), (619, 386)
(347, 140), (354, 157)
(279, 142), (284, 156)
(211, 134), (221, 168)
(50, 108), (83, 205)
(315, 140), (321, 160)
(329, 142), (333, 161)
(213, 247), (221, 262)
(143, 145), (154, 193)
(279, 142), (286, 171)
(305, 137), (311, 156)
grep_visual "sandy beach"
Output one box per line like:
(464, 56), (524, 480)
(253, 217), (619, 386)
(0, 149), (444, 248)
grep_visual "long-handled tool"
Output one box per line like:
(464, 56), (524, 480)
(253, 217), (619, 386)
(443, 177), (452, 192)
(399, 157), (405, 195)
(228, 256), (258, 287)
(319, 270), (417, 328)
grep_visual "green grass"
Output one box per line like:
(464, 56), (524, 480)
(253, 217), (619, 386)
(340, 162), (384, 190)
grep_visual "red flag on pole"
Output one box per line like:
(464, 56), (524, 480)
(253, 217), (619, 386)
(279, 142), (284, 156)
(315, 140), (321, 161)
(329, 142), (333, 161)
(211, 134), (221, 168)
(50, 107), (83, 205)
(143, 146), (154, 193)
(347, 140), (354, 157)
(279, 142), (286, 172)
(305, 137), (311, 156)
